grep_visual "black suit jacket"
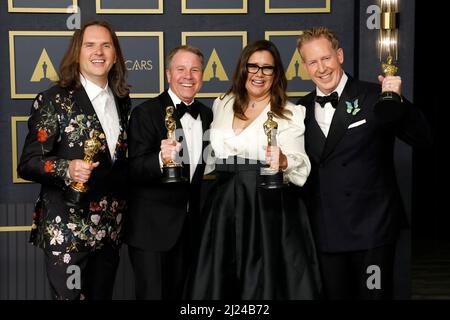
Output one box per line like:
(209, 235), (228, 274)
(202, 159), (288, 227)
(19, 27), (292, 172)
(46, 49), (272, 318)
(18, 85), (131, 252)
(297, 75), (432, 253)
(125, 90), (213, 252)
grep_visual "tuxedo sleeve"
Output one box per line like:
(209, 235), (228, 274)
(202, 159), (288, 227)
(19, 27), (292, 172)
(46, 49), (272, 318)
(395, 99), (433, 149)
(17, 92), (70, 188)
(128, 104), (163, 183)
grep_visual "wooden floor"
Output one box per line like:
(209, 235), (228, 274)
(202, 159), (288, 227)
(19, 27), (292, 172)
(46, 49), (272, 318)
(412, 239), (450, 300)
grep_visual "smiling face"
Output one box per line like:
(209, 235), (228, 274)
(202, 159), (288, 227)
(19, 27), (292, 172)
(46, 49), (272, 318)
(245, 50), (274, 101)
(78, 25), (116, 88)
(300, 36), (344, 95)
(166, 50), (203, 104)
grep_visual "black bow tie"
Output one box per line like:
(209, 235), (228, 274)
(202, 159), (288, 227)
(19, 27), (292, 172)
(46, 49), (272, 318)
(315, 92), (339, 108)
(176, 101), (200, 119)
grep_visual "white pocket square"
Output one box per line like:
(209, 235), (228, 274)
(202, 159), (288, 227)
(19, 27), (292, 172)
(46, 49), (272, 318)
(348, 119), (366, 129)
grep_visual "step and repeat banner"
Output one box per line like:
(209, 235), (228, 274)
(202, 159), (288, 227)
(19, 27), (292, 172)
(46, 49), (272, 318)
(0, 0), (415, 299)
(4, 0), (340, 192)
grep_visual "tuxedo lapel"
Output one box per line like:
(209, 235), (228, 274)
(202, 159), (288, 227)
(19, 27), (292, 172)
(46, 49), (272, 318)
(158, 91), (191, 179)
(199, 101), (209, 135)
(303, 91), (326, 163)
(192, 100), (211, 180)
(321, 76), (367, 161)
(111, 95), (129, 162)
(73, 87), (96, 118)
(73, 87), (112, 163)
(113, 94), (128, 129)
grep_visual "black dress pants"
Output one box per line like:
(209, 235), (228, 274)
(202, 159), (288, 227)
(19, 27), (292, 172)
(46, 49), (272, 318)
(318, 244), (395, 300)
(128, 215), (192, 300)
(45, 244), (120, 300)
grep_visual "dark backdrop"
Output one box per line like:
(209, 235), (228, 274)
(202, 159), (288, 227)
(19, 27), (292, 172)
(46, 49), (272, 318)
(412, 1), (444, 241)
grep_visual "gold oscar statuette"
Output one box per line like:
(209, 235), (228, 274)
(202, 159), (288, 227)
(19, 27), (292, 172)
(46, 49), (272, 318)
(374, 55), (405, 122)
(161, 106), (187, 183)
(260, 111), (286, 189)
(264, 111), (278, 147)
(375, 0), (404, 120)
(379, 55), (401, 103)
(382, 55), (398, 77)
(64, 133), (102, 208)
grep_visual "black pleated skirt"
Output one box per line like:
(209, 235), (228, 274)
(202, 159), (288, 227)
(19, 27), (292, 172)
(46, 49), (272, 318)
(185, 157), (322, 300)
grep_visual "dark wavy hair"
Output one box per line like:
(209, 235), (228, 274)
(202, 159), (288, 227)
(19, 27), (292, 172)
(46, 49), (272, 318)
(57, 20), (130, 97)
(224, 40), (289, 120)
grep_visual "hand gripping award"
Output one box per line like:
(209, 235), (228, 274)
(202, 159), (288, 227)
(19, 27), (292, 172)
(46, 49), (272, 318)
(374, 0), (405, 121)
(376, 55), (402, 108)
(260, 111), (287, 189)
(161, 106), (187, 183)
(64, 132), (101, 208)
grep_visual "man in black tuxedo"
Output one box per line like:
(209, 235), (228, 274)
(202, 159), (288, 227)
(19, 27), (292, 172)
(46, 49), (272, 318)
(296, 27), (431, 299)
(18, 21), (130, 300)
(125, 45), (213, 299)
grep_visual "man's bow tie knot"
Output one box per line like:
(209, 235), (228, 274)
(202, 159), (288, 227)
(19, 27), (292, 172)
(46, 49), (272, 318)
(315, 91), (339, 108)
(176, 101), (200, 119)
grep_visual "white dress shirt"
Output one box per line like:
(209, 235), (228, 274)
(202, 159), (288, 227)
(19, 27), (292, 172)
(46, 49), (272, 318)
(209, 94), (311, 187)
(315, 72), (348, 137)
(166, 89), (203, 182)
(80, 74), (120, 159)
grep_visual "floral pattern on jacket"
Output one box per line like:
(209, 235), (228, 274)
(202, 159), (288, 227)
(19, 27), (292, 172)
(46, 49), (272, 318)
(31, 195), (126, 252)
(20, 85), (130, 252)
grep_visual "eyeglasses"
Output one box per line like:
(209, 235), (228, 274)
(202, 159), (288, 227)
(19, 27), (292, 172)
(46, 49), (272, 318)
(246, 64), (275, 76)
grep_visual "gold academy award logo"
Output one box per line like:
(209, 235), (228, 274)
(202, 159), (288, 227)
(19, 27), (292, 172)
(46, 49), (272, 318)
(265, 31), (314, 97)
(9, 31), (73, 99)
(285, 47), (310, 81)
(30, 48), (59, 83)
(203, 49), (229, 82)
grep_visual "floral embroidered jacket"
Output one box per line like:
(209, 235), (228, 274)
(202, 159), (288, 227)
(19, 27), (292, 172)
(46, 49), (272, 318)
(18, 85), (131, 254)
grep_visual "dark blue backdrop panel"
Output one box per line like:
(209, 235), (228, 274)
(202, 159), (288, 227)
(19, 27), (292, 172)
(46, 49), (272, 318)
(266, 33), (315, 96)
(184, 0), (246, 10)
(184, 33), (247, 97)
(98, 0), (160, 10)
(267, 0), (329, 9)
(11, 33), (72, 98)
(118, 33), (164, 97)
(10, 0), (75, 9)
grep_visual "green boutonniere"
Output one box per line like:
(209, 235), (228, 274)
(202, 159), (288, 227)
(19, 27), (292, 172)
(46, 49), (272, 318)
(345, 99), (360, 116)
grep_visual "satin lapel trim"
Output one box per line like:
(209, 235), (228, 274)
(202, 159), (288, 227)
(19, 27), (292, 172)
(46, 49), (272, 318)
(111, 95), (127, 162)
(113, 95), (126, 128)
(198, 102), (210, 134)
(305, 97), (326, 140)
(321, 78), (366, 161)
(194, 101), (210, 181)
(304, 94), (326, 162)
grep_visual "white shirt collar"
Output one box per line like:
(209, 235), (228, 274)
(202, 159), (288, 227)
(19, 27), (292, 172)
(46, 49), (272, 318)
(168, 88), (194, 107)
(80, 73), (111, 101)
(316, 72), (348, 98)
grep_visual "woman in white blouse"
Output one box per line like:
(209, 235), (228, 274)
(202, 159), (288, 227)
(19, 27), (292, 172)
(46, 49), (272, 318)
(186, 40), (322, 299)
